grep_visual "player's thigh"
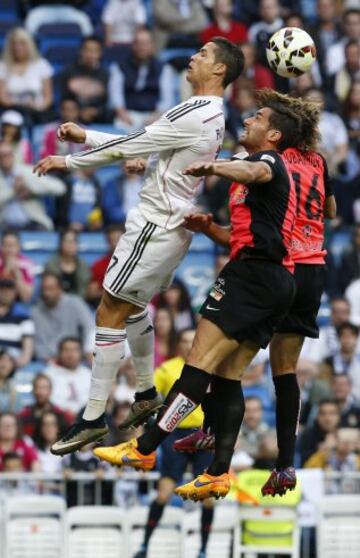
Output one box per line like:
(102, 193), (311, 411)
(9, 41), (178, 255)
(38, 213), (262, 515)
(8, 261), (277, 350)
(217, 340), (261, 380)
(187, 318), (240, 373)
(104, 209), (192, 308)
(270, 333), (304, 374)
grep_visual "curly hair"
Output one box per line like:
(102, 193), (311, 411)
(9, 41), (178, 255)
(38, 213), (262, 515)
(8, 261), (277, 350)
(255, 89), (321, 151)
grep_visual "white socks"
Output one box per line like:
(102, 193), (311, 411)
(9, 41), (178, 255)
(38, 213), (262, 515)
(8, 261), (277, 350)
(83, 327), (126, 421)
(126, 309), (154, 393)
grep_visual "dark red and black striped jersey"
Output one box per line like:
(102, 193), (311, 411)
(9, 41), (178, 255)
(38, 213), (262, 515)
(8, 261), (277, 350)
(281, 148), (332, 265)
(229, 150), (296, 272)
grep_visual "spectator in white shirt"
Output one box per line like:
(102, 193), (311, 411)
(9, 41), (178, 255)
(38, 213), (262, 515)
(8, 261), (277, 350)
(45, 337), (91, 415)
(102, 0), (146, 46)
(345, 278), (360, 326)
(325, 323), (360, 400)
(248, 0), (283, 66)
(325, 8), (360, 76)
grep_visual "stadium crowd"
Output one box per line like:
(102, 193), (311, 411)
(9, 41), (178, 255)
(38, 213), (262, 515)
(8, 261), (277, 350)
(0, 0), (360, 516)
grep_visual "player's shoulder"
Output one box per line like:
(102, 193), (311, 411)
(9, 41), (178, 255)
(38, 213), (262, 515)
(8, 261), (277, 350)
(164, 97), (223, 127)
(248, 150), (282, 166)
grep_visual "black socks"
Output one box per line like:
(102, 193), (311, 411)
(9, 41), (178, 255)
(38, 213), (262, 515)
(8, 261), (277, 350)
(137, 364), (211, 455)
(135, 387), (157, 401)
(273, 373), (300, 470)
(200, 505), (214, 552)
(143, 500), (165, 548)
(207, 376), (245, 476)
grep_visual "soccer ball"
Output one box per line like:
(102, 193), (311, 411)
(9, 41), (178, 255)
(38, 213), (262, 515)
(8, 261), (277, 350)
(266, 27), (316, 79)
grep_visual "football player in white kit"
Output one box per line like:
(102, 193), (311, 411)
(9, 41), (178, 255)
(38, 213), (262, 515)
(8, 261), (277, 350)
(34, 37), (244, 455)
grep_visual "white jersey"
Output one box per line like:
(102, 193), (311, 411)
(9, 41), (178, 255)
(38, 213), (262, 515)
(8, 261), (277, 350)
(65, 95), (225, 229)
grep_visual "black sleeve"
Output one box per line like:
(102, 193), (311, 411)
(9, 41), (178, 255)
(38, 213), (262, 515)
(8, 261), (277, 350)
(322, 156), (333, 197)
(246, 150), (285, 181)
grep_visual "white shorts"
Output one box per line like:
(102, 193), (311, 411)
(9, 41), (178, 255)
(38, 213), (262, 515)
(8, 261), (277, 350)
(103, 207), (193, 307)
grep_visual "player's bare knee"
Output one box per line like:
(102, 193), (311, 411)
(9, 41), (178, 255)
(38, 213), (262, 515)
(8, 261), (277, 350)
(96, 291), (127, 328)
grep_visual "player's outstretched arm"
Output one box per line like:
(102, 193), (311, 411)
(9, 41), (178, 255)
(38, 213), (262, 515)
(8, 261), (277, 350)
(57, 122), (86, 144)
(324, 195), (337, 219)
(183, 213), (230, 247)
(184, 159), (272, 184)
(34, 156), (67, 176)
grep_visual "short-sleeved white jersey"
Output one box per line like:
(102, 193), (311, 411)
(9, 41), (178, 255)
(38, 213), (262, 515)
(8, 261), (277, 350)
(65, 96), (225, 229)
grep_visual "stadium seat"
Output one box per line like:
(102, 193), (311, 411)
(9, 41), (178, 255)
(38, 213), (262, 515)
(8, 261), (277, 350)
(4, 495), (65, 558)
(183, 503), (239, 558)
(317, 495), (360, 558)
(66, 506), (126, 558)
(127, 505), (184, 558)
(237, 505), (301, 557)
(42, 44), (78, 72)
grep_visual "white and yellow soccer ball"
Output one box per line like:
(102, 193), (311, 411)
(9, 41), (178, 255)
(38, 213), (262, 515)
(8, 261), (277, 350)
(266, 27), (316, 79)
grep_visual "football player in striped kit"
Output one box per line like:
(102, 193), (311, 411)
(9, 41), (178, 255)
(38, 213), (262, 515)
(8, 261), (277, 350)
(34, 38), (245, 455)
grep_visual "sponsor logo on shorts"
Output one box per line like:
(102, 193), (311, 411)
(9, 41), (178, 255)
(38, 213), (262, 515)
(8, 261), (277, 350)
(206, 305), (219, 311)
(158, 393), (196, 432)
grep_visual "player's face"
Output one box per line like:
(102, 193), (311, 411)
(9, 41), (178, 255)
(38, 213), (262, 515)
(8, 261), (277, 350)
(186, 42), (221, 85)
(240, 107), (273, 149)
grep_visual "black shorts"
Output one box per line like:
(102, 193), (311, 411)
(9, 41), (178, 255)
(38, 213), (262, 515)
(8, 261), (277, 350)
(200, 258), (296, 348)
(276, 263), (326, 338)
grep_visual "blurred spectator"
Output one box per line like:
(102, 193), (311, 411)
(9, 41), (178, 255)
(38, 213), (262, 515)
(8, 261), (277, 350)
(0, 278), (34, 367)
(60, 169), (102, 231)
(32, 272), (94, 362)
(235, 397), (275, 465)
(157, 278), (196, 331)
(45, 229), (91, 297)
(248, 0), (283, 66)
(334, 40), (360, 102)
(326, 8), (360, 76)
(298, 359), (332, 426)
(303, 87), (348, 176)
(304, 427), (360, 475)
(200, 0), (248, 45)
(296, 399), (340, 466)
(152, 0), (207, 52)
(44, 337), (91, 415)
(301, 297), (353, 362)
(236, 42), (275, 90)
(59, 36), (111, 124)
(309, 0), (342, 80)
(332, 374), (360, 428)
(40, 97), (85, 158)
(0, 451), (36, 499)
(33, 410), (64, 473)
(337, 223), (360, 293)
(345, 277), (360, 325)
(0, 412), (39, 471)
(153, 307), (177, 368)
(0, 230), (35, 303)
(0, 28), (54, 123)
(343, 81), (360, 177)
(0, 142), (66, 231)
(0, 351), (19, 413)
(226, 80), (257, 140)
(101, 166), (142, 225)
(24, 1), (93, 36)
(18, 373), (73, 437)
(110, 29), (175, 132)
(86, 224), (124, 308)
(324, 322), (360, 399)
(0, 111), (32, 164)
(62, 444), (112, 507)
(102, 0), (146, 46)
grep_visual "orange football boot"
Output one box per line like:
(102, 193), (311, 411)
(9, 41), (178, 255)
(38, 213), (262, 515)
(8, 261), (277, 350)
(93, 438), (156, 470)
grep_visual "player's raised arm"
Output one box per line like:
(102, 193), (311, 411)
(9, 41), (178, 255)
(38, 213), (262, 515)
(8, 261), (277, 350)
(184, 159), (273, 184)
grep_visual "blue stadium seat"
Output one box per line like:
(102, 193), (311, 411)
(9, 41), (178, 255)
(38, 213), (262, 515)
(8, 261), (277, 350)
(36, 23), (83, 54)
(103, 45), (131, 65)
(328, 228), (352, 265)
(42, 44), (78, 72)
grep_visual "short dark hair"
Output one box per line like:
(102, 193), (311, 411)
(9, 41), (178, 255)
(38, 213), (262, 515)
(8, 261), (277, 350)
(41, 271), (63, 287)
(344, 8), (360, 20)
(2, 451), (22, 465)
(58, 336), (82, 351)
(337, 322), (359, 337)
(33, 373), (52, 390)
(211, 37), (245, 87)
(81, 35), (103, 48)
(1, 229), (20, 243)
(319, 399), (338, 409)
